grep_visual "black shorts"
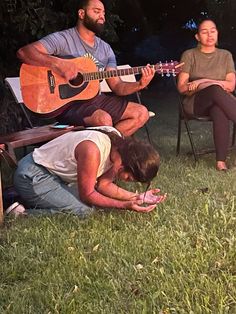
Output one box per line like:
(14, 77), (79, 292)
(57, 93), (128, 126)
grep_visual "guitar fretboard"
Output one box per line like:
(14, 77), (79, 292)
(82, 62), (179, 82)
(82, 66), (151, 82)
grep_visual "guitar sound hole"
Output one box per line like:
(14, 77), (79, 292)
(69, 73), (83, 86)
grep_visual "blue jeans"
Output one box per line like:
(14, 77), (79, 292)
(13, 153), (94, 217)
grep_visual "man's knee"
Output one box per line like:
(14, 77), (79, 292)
(125, 102), (149, 124)
(84, 109), (113, 126)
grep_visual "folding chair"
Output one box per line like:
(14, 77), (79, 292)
(100, 64), (156, 143)
(176, 89), (236, 162)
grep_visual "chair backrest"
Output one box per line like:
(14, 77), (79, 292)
(5, 77), (23, 104)
(100, 64), (136, 93)
(5, 77), (37, 128)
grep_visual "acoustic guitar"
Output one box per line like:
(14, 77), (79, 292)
(20, 56), (182, 117)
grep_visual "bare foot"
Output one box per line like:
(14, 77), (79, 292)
(216, 161), (228, 171)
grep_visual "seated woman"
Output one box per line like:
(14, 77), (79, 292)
(13, 126), (166, 216)
(177, 18), (236, 171)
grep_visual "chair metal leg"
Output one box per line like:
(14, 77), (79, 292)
(176, 114), (182, 156)
(232, 123), (236, 146)
(184, 120), (198, 162)
(19, 103), (34, 128)
(135, 91), (153, 145)
(135, 91), (142, 104)
(144, 124), (152, 145)
(176, 115), (198, 162)
(0, 145), (5, 224)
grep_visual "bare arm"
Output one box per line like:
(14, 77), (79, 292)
(196, 72), (235, 93)
(75, 141), (157, 212)
(17, 42), (80, 80)
(105, 65), (155, 96)
(96, 167), (137, 200)
(17, 41), (58, 67)
(97, 172), (167, 204)
(177, 71), (235, 95)
(177, 72), (208, 95)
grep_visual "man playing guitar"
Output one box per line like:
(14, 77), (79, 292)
(17, 0), (155, 136)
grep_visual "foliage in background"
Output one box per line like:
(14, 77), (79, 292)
(205, 0), (236, 52)
(1, 0), (236, 79)
(109, 0), (236, 66)
(0, 0), (122, 79)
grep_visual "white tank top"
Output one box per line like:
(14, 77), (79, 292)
(33, 126), (121, 183)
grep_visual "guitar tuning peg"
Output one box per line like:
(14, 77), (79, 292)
(158, 61), (163, 76)
(165, 68), (170, 77)
(171, 69), (176, 77)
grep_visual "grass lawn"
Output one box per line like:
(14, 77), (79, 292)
(1, 79), (236, 313)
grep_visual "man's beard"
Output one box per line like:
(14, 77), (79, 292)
(83, 13), (104, 35)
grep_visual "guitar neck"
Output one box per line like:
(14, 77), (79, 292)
(83, 65), (156, 82)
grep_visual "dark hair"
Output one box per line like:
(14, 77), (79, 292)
(77, 0), (105, 10)
(196, 18), (217, 34)
(107, 132), (160, 183)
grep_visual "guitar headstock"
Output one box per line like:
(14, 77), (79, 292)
(155, 61), (183, 77)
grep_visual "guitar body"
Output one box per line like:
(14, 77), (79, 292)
(20, 57), (100, 117)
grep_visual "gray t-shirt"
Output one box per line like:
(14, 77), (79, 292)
(180, 47), (235, 114)
(39, 27), (117, 70)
